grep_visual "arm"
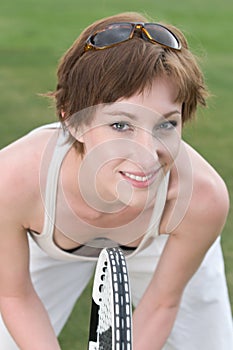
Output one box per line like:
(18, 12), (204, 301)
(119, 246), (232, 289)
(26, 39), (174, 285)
(0, 155), (61, 349)
(132, 145), (230, 350)
(0, 230), (61, 350)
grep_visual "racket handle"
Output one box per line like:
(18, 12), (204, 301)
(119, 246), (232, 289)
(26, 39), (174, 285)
(88, 341), (98, 350)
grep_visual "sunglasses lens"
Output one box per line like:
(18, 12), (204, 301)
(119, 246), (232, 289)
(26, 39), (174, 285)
(145, 24), (180, 49)
(91, 23), (133, 47)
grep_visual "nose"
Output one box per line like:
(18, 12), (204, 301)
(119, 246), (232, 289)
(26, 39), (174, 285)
(129, 128), (161, 170)
(137, 127), (157, 149)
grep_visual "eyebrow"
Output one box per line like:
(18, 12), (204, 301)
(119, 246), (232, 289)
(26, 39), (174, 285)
(104, 110), (181, 120)
(163, 110), (181, 118)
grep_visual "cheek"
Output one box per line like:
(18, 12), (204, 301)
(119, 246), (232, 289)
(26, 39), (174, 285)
(158, 133), (181, 164)
(82, 127), (118, 153)
(82, 132), (101, 150)
(82, 139), (126, 186)
(95, 162), (118, 187)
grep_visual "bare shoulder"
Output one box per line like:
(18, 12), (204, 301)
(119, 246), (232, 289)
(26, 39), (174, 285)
(161, 141), (229, 239)
(184, 141), (229, 215)
(0, 128), (57, 226)
(147, 142), (230, 307)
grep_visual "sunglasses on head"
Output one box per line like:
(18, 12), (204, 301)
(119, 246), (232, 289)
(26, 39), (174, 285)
(84, 22), (182, 53)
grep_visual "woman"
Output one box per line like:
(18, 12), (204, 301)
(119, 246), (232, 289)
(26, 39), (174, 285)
(0, 11), (232, 350)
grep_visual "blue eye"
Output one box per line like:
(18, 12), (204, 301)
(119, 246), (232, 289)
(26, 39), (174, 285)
(111, 122), (131, 131)
(158, 120), (177, 130)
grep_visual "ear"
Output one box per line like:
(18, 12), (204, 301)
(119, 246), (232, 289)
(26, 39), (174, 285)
(61, 109), (66, 118)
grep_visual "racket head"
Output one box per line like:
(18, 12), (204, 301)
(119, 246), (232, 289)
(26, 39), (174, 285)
(88, 247), (132, 350)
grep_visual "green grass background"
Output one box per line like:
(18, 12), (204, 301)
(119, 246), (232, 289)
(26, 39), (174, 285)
(0, 0), (232, 348)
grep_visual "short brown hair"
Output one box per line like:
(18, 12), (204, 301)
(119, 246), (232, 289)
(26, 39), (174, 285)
(49, 12), (208, 133)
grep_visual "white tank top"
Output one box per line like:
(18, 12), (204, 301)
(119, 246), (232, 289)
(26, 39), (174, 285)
(28, 123), (170, 261)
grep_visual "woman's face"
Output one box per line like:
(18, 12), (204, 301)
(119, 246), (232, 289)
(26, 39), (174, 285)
(75, 77), (182, 212)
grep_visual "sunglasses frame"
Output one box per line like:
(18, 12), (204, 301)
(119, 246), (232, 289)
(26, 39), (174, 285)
(84, 22), (182, 52)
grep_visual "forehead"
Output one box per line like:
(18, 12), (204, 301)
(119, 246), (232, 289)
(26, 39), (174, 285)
(120, 77), (181, 115)
(94, 77), (182, 121)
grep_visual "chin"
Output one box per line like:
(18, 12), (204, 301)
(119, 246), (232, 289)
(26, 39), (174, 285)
(119, 189), (157, 211)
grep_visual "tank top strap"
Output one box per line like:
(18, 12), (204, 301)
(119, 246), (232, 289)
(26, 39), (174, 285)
(147, 171), (170, 238)
(41, 126), (74, 237)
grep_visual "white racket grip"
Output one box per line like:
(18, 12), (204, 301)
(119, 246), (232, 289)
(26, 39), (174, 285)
(88, 341), (98, 350)
(92, 248), (110, 305)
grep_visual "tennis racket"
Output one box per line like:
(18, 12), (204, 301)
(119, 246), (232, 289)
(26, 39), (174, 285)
(88, 247), (132, 350)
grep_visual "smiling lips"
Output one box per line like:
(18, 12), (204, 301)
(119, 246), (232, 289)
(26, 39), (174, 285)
(120, 169), (161, 188)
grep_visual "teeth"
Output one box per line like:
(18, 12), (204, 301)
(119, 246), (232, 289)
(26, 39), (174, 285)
(123, 172), (153, 182)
